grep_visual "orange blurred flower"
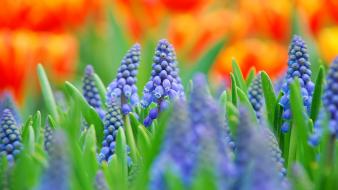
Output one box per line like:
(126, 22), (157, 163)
(317, 26), (338, 63)
(161, 0), (211, 13)
(214, 39), (287, 79)
(0, 30), (77, 103)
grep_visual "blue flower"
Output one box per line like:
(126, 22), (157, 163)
(107, 44), (141, 115)
(309, 108), (325, 146)
(37, 130), (69, 190)
(82, 65), (105, 118)
(322, 56), (338, 137)
(95, 171), (109, 190)
(44, 119), (53, 154)
(234, 107), (287, 190)
(98, 99), (131, 164)
(141, 39), (184, 127)
(0, 92), (21, 125)
(280, 35), (314, 133)
(0, 109), (22, 164)
(248, 73), (264, 120)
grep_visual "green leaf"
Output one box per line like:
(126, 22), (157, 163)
(64, 81), (104, 145)
(246, 67), (256, 87)
(93, 73), (107, 107)
(164, 170), (185, 190)
(136, 125), (152, 156)
(261, 71), (277, 127)
(124, 115), (139, 161)
(219, 91), (227, 111)
(230, 73), (238, 106)
(236, 87), (257, 124)
(32, 111), (41, 143)
(22, 124), (35, 154)
(183, 38), (226, 84)
(226, 102), (238, 136)
(116, 127), (128, 190)
(37, 64), (58, 121)
(82, 125), (99, 181)
(232, 58), (247, 92)
(310, 66), (324, 121)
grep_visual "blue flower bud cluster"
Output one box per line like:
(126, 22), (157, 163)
(142, 39), (184, 127)
(280, 36), (314, 133)
(322, 57), (338, 137)
(309, 108), (325, 146)
(0, 109), (22, 164)
(0, 92), (21, 125)
(98, 100), (131, 164)
(107, 44), (141, 115)
(235, 107), (287, 190)
(44, 120), (53, 154)
(248, 73), (264, 120)
(82, 65), (105, 118)
(37, 130), (69, 190)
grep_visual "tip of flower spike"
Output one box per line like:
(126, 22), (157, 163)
(85, 65), (94, 75)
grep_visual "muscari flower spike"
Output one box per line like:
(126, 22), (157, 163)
(37, 130), (69, 190)
(280, 35), (314, 133)
(107, 44), (141, 115)
(142, 39), (184, 127)
(150, 99), (195, 190)
(322, 57), (338, 137)
(98, 99), (131, 164)
(235, 107), (288, 190)
(0, 109), (22, 164)
(248, 73), (264, 121)
(309, 108), (326, 146)
(82, 65), (105, 118)
(188, 74), (235, 188)
(95, 171), (109, 190)
(44, 119), (53, 154)
(0, 92), (21, 125)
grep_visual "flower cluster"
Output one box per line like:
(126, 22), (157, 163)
(0, 92), (21, 125)
(106, 44), (141, 114)
(37, 130), (69, 190)
(82, 65), (105, 118)
(235, 107), (287, 190)
(248, 73), (264, 120)
(142, 39), (184, 127)
(95, 171), (109, 190)
(98, 99), (130, 164)
(0, 109), (22, 164)
(280, 35), (314, 132)
(322, 57), (338, 136)
(44, 119), (53, 154)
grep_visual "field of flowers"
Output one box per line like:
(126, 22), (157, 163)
(1, 1), (338, 190)
(0, 34), (337, 190)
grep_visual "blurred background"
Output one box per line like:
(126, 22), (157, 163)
(0, 0), (337, 115)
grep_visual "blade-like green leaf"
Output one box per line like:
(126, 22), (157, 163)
(37, 64), (58, 121)
(261, 71), (277, 127)
(236, 87), (257, 124)
(232, 58), (247, 92)
(230, 73), (238, 106)
(93, 73), (107, 108)
(32, 111), (41, 143)
(116, 128), (128, 190)
(82, 125), (99, 181)
(246, 67), (256, 87)
(124, 115), (139, 161)
(310, 66), (324, 121)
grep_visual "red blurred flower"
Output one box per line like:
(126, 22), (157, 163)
(161, 0), (211, 13)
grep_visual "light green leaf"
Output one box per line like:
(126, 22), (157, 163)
(116, 128), (128, 190)
(230, 73), (237, 106)
(94, 73), (107, 107)
(232, 58), (247, 92)
(310, 66), (324, 121)
(261, 71), (277, 127)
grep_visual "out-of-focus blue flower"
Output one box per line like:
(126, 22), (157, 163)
(107, 44), (141, 115)
(274, 73), (285, 94)
(82, 65), (105, 119)
(322, 57), (338, 137)
(309, 108), (326, 146)
(0, 92), (21, 125)
(141, 39), (184, 127)
(44, 119), (53, 154)
(150, 99), (194, 190)
(248, 73), (264, 120)
(0, 109), (22, 164)
(98, 99), (131, 164)
(234, 107), (287, 190)
(37, 130), (69, 190)
(280, 36), (314, 133)
(95, 171), (109, 190)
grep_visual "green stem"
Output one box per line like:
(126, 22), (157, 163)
(124, 115), (138, 161)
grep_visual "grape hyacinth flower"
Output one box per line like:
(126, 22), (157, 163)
(95, 171), (109, 190)
(235, 107), (287, 190)
(98, 99), (131, 164)
(142, 39), (184, 127)
(0, 109), (22, 164)
(37, 130), (69, 190)
(248, 73), (264, 121)
(309, 108), (326, 146)
(280, 36), (314, 132)
(150, 99), (195, 189)
(189, 74), (236, 188)
(82, 65), (105, 118)
(0, 92), (21, 125)
(44, 119), (53, 154)
(322, 57), (338, 137)
(106, 44), (141, 115)
(274, 73), (285, 94)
